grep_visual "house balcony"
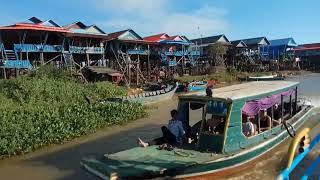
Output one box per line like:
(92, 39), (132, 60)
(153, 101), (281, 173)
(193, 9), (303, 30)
(14, 44), (64, 53)
(2, 60), (33, 69)
(162, 50), (200, 56)
(69, 46), (104, 54)
(127, 49), (150, 55)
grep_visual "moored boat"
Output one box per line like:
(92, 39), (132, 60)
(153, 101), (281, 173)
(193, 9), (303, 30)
(113, 82), (178, 105)
(187, 81), (208, 92)
(242, 74), (285, 81)
(81, 81), (314, 179)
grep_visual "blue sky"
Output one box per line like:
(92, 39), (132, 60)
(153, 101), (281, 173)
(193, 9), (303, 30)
(0, 0), (319, 44)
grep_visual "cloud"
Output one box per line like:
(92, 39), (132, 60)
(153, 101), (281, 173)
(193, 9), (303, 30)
(96, 0), (229, 38)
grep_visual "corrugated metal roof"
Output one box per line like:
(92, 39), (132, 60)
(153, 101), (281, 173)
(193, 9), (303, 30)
(231, 40), (247, 47)
(143, 33), (169, 42)
(269, 38), (297, 47)
(191, 34), (230, 45)
(240, 37), (270, 46)
(0, 23), (70, 33)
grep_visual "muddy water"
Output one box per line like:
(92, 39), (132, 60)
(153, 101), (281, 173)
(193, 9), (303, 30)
(0, 74), (319, 180)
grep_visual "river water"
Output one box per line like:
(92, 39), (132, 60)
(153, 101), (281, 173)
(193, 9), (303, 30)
(0, 74), (319, 180)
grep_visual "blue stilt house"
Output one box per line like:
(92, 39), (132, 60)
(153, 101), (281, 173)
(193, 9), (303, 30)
(260, 38), (298, 60)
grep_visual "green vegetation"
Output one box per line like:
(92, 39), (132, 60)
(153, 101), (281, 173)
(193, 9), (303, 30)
(0, 66), (146, 156)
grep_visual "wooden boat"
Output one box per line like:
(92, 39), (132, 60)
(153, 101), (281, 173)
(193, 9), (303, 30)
(277, 128), (320, 180)
(116, 82), (178, 105)
(243, 75), (285, 81)
(81, 81), (314, 179)
(187, 81), (208, 92)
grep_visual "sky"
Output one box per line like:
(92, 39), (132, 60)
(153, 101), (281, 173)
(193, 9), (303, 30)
(0, 0), (319, 44)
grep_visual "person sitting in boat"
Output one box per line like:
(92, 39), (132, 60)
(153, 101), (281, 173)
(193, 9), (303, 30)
(138, 109), (186, 148)
(242, 117), (255, 137)
(272, 104), (282, 126)
(260, 109), (272, 131)
(213, 116), (226, 134)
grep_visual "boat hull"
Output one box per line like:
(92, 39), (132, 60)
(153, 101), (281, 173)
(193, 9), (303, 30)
(121, 83), (178, 105)
(175, 107), (314, 179)
(240, 76), (285, 81)
(188, 81), (207, 92)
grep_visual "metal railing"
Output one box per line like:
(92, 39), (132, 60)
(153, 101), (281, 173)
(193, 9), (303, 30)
(127, 49), (150, 55)
(69, 46), (104, 54)
(14, 44), (64, 52)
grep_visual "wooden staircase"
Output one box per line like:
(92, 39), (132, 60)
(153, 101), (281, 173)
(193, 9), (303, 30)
(4, 50), (18, 60)
(62, 52), (75, 70)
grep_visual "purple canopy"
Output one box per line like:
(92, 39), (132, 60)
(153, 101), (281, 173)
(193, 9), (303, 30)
(242, 89), (295, 116)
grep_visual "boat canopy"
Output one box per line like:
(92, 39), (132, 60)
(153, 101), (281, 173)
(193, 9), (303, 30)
(181, 81), (299, 101)
(242, 88), (295, 116)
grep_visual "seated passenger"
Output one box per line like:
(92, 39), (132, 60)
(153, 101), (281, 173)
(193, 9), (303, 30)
(260, 109), (272, 131)
(207, 116), (225, 134)
(138, 109), (185, 148)
(243, 117), (255, 137)
(273, 104), (282, 126)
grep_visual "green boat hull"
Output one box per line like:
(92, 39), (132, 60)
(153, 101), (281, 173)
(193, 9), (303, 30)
(81, 106), (314, 179)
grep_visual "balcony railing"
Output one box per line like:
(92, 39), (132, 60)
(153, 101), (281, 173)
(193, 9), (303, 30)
(127, 49), (150, 55)
(14, 44), (64, 52)
(162, 50), (200, 56)
(3, 60), (33, 69)
(69, 46), (104, 54)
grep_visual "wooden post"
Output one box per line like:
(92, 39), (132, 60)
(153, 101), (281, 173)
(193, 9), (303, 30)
(127, 54), (131, 87)
(294, 86), (298, 114)
(290, 94), (292, 117)
(281, 95), (284, 121)
(271, 105), (274, 121)
(137, 55), (140, 86)
(86, 53), (90, 67)
(40, 52), (44, 64)
(3, 67), (6, 79)
(257, 111), (261, 134)
(147, 44), (151, 81)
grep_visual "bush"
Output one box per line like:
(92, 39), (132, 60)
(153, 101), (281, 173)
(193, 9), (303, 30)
(0, 66), (146, 156)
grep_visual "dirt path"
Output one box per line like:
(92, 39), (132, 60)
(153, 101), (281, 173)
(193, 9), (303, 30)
(0, 98), (179, 180)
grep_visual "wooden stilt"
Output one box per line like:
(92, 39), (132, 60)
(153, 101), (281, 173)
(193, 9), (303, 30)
(3, 67), (6, 79)
(147, 45), (151, 81)
(289, 94), (292, 117)
(294, 86), (298, 114)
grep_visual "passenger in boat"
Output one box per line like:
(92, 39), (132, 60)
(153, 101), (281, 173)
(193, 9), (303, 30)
(273, 104), (282, 126)
(243, 117), (255, 137)
(260, 109), (272, 131)
(138, 109), (185, 148)
(207, 116), (225, 134)
(213, 117), (226, 134)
